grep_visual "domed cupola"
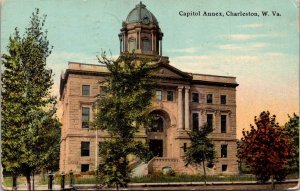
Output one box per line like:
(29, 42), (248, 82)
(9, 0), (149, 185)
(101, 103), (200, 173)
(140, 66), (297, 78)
(126, 2), (158, 25)
(118, 2), (164, 56)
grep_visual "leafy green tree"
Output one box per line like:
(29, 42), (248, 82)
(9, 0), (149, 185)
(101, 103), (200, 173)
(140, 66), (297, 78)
(237, 111), (294, 190)
(1, 9), (60, 190)
(284, 113), (299, 173)
(1, 27), (24, 189)
(94, 52), (155, 189)
(184, 124), (216, 186)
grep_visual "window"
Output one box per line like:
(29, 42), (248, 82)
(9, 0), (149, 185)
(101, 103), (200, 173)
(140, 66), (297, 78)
(81, 164), (89, 172)
(167, 90), (174, 101)
(221, 144), (227, 158)
(82, 85), (90, 96)
(81, 142), (90, 156)
(142, 39), (151, 51)
(149, 116), (164, 132)
(222, 164), (227, 172)
(156, 90), (162, 101)
(207, 94), (213, 104)
(221, 115), (227, 133)
(192, 93), (199, 103)
(183, 143), (187, 153)
(220, 95), (226, 104)
(100, 86), (107, 96)
(192, 113), (199, 131)
(82, 107), (90, 128)
(207, 114), (213, 129)
(129, 39), (136, 52)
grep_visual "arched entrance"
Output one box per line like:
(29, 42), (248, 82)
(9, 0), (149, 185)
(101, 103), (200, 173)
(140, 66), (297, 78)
(147, 110), (171, 157)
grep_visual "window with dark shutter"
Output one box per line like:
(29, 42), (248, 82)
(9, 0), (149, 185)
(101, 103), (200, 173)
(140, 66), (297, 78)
(82, 107), (90, 128)
(82, 85), (90, 96)
(192, 113), (199, 131)
(129, 39), (136, 52)
(221, 144), (227, 158)
(207, 94), (213, 104)
(81, 142), (90, 156)
(220, 95), (226, 104)
(81, 164), (89, 172)
(222, 164), (227, 172)
(221, 115), (227, 133)
(207, 114), (213, 128)
(167, 90), (174, 101)
(192, 93), (199, 102)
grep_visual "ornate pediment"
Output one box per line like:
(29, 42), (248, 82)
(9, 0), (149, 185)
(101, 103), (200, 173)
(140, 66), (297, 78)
(154, 63), (192, 80)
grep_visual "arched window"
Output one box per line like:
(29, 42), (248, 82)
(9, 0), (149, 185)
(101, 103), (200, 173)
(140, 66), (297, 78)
(149, 115), (164, 132)
(129, 38), (136, 52)
(142, 38), (151, 51)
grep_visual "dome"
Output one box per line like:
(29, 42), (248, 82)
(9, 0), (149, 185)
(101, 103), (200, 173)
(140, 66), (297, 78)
(125, 2), (158, 25)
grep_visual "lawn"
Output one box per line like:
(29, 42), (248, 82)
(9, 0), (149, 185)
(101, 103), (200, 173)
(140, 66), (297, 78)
(3, 172), (298, 186)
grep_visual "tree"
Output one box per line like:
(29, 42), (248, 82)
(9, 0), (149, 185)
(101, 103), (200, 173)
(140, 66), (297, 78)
(1, 9), (60, 190)
(284, 113), (299, 173)
(94, 52), (155, 189)
(184, 124), (216, 186)
(237, 111), (295, 189)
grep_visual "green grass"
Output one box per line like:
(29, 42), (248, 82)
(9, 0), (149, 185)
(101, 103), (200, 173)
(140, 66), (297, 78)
(131, 174), (257, 183)
(286, 173), (299, 179)
(3, 173), (298, 186)
(3, 176), (28, 187)
(3, 176), (13, 187)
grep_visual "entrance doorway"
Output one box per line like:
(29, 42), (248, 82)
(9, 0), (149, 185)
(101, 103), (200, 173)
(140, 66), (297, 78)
(149, 139), (163, 157)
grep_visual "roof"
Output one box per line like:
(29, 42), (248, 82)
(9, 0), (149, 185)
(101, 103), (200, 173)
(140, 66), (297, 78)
(125, 2), (158, 25)
(192, 73), (237, 84)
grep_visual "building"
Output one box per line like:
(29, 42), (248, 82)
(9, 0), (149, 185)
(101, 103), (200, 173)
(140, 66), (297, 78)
(59, 2), (239, 175)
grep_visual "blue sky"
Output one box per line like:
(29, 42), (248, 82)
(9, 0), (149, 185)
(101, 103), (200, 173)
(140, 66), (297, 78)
(1, 0), (299, 138)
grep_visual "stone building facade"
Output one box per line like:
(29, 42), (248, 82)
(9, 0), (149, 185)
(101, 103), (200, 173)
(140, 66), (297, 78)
(59, 2), (239, 175)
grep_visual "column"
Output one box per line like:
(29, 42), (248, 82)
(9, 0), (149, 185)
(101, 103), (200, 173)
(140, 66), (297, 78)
(184, 86), (190, 130)
(118, 33), (122, 54)
(123, 33), (126, 51)
(177, 86), (183, 130)
(151, 30), (154, 51)
(138, 30), (141, 50)
(159, 40), (162, 55)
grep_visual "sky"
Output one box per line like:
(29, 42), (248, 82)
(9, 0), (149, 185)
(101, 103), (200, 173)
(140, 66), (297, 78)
(1, 0), (299, 138)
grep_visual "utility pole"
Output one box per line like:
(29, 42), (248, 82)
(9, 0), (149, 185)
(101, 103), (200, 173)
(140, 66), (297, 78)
(95, 128), (98, 171)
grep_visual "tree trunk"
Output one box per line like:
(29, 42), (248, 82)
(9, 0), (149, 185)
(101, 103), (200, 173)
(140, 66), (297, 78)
(42, 169), (46, 182)
(26, 174), (31, 191)
(202, 161), (207, 187)
(271, 175), (274, 190)
(12, 174), (17, 191)
(32, 171), (35, 191)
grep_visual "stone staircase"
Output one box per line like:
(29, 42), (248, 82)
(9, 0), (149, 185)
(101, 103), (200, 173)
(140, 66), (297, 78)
(147, 157), (198, 175)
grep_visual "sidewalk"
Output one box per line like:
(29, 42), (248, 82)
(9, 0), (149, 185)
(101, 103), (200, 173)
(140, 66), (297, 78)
(2, 179), (299, 191)
(2, 184), (73, 191)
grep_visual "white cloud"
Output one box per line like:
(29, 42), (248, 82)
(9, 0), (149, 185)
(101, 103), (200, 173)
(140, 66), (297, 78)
(218, 44), (242, 50)
(218, 42), (269, 50)
(167, 47), (199, 53)
(169, 51), (291, 76)
(229, 34), (265, 40)
(250, 42), (269, 48)
(222, 33), (282, 41)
